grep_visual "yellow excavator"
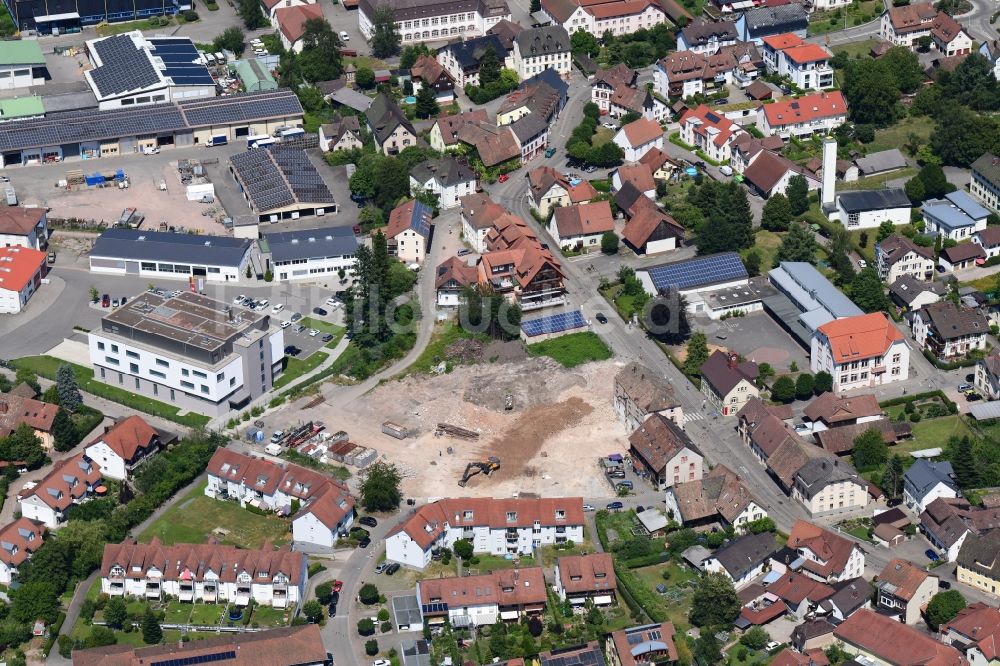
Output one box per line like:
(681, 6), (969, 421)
(458, 456), (500, 487)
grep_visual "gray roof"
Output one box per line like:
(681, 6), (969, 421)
(888, 275), (947, 305)
(916, 301), (988, 340)
(854, 149), (907, 176)
(263, 227), (358, 263)
(740, 4), (808, 36)
(229, 147), (335, 212)
(510, 112), (548, 142)
(924, 192), (990, 231)
(90, 228), (252, 267)
(438, 34), (508, 70)
(514, 25), (569, 56)
(769, 261), (861, 319)
(905, 459), (958, 498)
(411, 158), (476, 187)
(330, 87), (374, 112)
(681, 18), (737, 46)
(837, 188), (911, 214)
(972, 152), (1000, 190)
(956, 530), (1000, 579)
(970, 400), (1000, 420)
(819, 577), (870, 618)
(709, 532), (779, 580)
(366, 93), (415, 146)
(794, 457), (862, 499)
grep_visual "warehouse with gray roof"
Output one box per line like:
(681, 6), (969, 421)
(260, 227), (358, 284)
(89, 228), (254, 283)
(229, 146), (336, 223)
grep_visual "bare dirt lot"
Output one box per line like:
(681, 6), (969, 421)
(314, 356), (630, 499)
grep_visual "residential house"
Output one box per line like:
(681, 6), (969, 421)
(835, 188), (912, 230)
(940, 602), (1000, 666)
(980, 40), (1000, 81)
(0, 207), (48, 250)
(409, 158), (478, 210)
(318, 115), (362, 152)
(460, 192), (508, 254)
(605, 623), (678, 666)
(875, 233), (936, 284)
(613, 361), (683, 433)
(611, 165), (656, 200)
(612, 117), (663, 162)
(436, 35), (511, 88)
(924, 190), (990, 241)
(730, 134), (785, 174)
(205, 448), (355, 549)
(677, 104), (746, 163)
(430, 110), (490, 153)
(0, 246), (47, 314)
(366, 93), (417, 155)
(976, 349), (1000, 400)
(83, 416), (160, 481)
(834, 609), (965, 665)
(736, 397), (794, 452)
(913, 300), (988, 361)
(786, 520), (866, 583)
(0, 390), (57, 448)
(638, 148), (681, 181)
(939, 242), (986, 272)
(767, 571), (834, 619)
(700, 349), (759, 417)
(876, 558), (939, 625)
(386, 200), (434, 264)
(261, 0), (314, 23)
(497, 69), (567, 126)
(973, 226), (1000, 259)
(487, 19), (522, 49)
(802, 392), (884, 434)
(880, 3), (972, 55)
(18, 453), (102, 528)
(889, 276), (948, 311)
(791, 619), (838, 653)
(540, 643), (608, 666)
(411, 54), (455, 103)
(815, 577), (870, 622)
(653, 44), (762, 99)
(792, 457), (870, 517)
(921, 497), (979, 562)
(100, 538), (307, 608)
(0, 518), (45, 585)
(435, 256), (479, 307)
(549, 201), (615, 251)
(810, 312), (910, 392)
(527, 167), (598, 218)
(479, 215), (567, 311)
(385, 497), (585, 569)
(274, 4), (325, 52)
(664, 463), (767, 531)
(702, 532), (779, 590)
(457, 121), (522, 168)
(677, 18), (737, 54)
(621, 197), (684, 256)
(511, 25), (570, 80)
(971, 152), (1000, 212)
(554, 553), (617, 605)
(758, 91), (848, 139)
(904, 459), (960, 514)
(742, 150), (820, 198)
(509, 111), (550, 161)
(813, 420), (898, 458)
(958, 530), (1000, 596)
(539, 0), (667, 41)
(607, 84), (668, 122)
(770, 649), (834, 666)
(735, 4), (809, 46)
(591, 64), (636, 111)
(627, 413), (704, 490)
(417, 567), (547, 626)
(760, 33), (834, 90)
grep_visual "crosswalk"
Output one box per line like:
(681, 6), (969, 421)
(685, 412), (706, 424)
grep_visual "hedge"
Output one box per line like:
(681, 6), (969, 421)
(880, 389), (956, 411)
(922, 348), (980, 370)
(622, 551), (670, 569)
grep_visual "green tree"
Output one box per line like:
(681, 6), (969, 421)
(814, 371), (833, 395)
(142, 607), (162, 644)
(365, 640), (379, 656)
(358, 618), (376, 635)
(743, 249), (762, 277)
(10, 581), (58, 624)
(356, 67), (376, 89)
(601, 231), (620, 254)
(2, 423), (45, 468)
(930, 105), (1000, 167)
(571, 29), (600, 57)
(478, 46), (501, 86)
(400, 44), (431, 69)
(315, 582), (333, 605)
(693, 631), (721, 665)
(852, 428), (889, 470)
(905, 173), (927, 203)
(236, 0), (266, 29)
(876, 220), (896, 242)
(843, 58), (902, 126)
(583, 102), (600, 121)
(84, 626), (117, 649)
(683, 332), (709, 376)
(777, 222), (819, 263)
(359, 584), (379, 606)
(689, 572), (740, 627)
(952, 435), (979, 488)
(795, 373), (815, 400)
(14, 367), (39, 395)
(746, 517), (777, 534)
(786, 175), (810, 216)
(882, 454), (905, 498)
(918, 163), (951, 199)
(415, 85), (439, 119)
(56, 364), (82, 412)
(52, 408), (77, 452)
(881, 46), (925, 94)
(453, 539), (474, 560)
(359, 460), (402, 511)
(926, 590), (967, 630)
(104, 597), (128, 630)
(771, 375), (796, 403)
(303, 600), (324, 623)
(850, 267), (890, 313)
(530, 0), (540, 11)
(369, 5), (401, 58)
(740, 626), (770, 650)
(761, 193), (792, 232)
(213, 26), (246, 54)
(692, 180), (754, 254)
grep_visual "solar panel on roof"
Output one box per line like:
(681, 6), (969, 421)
(643, 253), (747, 293)
(520, 310), (586, 338)
(420, 602), (448, 613)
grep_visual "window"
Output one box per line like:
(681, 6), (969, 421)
(182, 368), (189, 376)
(105, 356), (119, 365)
(97, 342), (105, 351)
(126, 350), (139, 359)
(135, 377), (140, 389)
(155, 358), (169, 368)
(149, 369), (165, 379)
(506, 511), (517, 522)
(130, 363), (139, 373)
(201, 385), (210, 394)
(216, 373), (224, 382)
(230, 377), (236, 386)
(192, 370), (207, 379)
(180, 380), (195, 389)
(111, 344), (119, 353)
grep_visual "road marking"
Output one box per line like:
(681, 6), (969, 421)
(685, 412), (705, 423)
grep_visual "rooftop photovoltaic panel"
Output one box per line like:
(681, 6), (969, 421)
(520, 309), (586, 338)
(89, 34), (162, 97)
(643, 252), (748, 293)
(148, 38), (215, 86)
(230, 146), (334, 213)
(150, 650), (238, 666)
(179, 90), (304, 126)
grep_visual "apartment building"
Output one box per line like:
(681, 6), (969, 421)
(970, 152), (1000, 212)
(18, 453), (102, 528)
(760, 33), (834, 91)
(88, 290), (284, 418)
(913, 301), (988, 360)
(791, 457), (870, 517)
(83, 416), (160, 481)
(358, 0), (511, 44)
(479, 214), (567, 311)
(511, 25), (570, 80)
(810, 312), (909, 392)
(875, 233), (935, 284)
(786, 520), (866, 583)
(417, 567), (547, 626)
(700, 350), (759, 417)
(676, 18), (737, 54)
(876, 558), (939, 625)
(758, 91), (847, 139)
(654, 44), (762, 100)
(613, 362), (682, 433)
(677, 105), (745, 164)
(100, 538), (307, 608)
(880, 3), (972, 55)
(205, 448), (355, 549)
(664, 464), (766, 531)
(0, 518), (45, 585)
(554, 553), (617, 605)
(540, 0), (667, 40)
(385, 497), (585, 569)
(627, 413), (703, 490)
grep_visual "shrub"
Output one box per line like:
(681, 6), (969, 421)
(358, 618), (375, 636)
(380, 621), (392, 633)
(377, 608), (390, 622)
(359, 583), (379, 605)
(365, 640), (379, 656)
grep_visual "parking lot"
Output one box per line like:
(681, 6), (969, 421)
(231, 294), (345, 359)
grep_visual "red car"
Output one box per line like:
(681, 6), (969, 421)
(352, 225), (361, 235)
(498, 174), (509, 183)
(332, 580), (344, 593)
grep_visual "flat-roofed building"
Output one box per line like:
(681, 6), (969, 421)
(229, 147), (337, 223)
(262, 227), (358, 284)
(89, 228), (253, 283)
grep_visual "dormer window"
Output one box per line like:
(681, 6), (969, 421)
(555, 510), (566, 520)
(463, 510), (473, 520)
(506, 511), (517, 522)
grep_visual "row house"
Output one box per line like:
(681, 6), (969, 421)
(100, 538), (306, 608)
(810, 312), (910, 393)
(628, 413), (703, 490)
(554, 553), (617, 605)
(613, 362), (682, 434)
(957, 530), (1000, 597)
(786, 520), (866, 584)
(385, 497), (585, 569)
(758, 90), (847, 139)
(880, 3), (972, 56)
(83, 415), (160, 481)
(479, 215), (567, 311)
(875, 558), (939, 625)
(760, 33), (834, 91)
(875, 233), (935, 285)
(18, 453), (102, 529)
(677, 105), (746, 164)
(664, 463), (767, 531)
(0, 518), (45, 585)
(540, 0), (667, 41)
(205, 448), (355, 549)
(653, 44), (762, 100)
(417, 567), (547, 626)
(912, 301), (988, 361)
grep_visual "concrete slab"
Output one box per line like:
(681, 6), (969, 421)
(45, 338), (90, 365)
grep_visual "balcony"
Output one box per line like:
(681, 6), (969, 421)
(235, 587), (252, 606)
(109, 582), (125, 596)
(145, 583), (161, 599)
(202, 586), (218, 602)
(179, 584), (194, 602)
(273, 587), (288, 609)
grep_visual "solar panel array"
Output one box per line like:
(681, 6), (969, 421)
(520, 309), (586, 338)
(150, 650), (237, 666)
(421, 602), (448, 614)
(90, 34), (162, 97)
(271, 147), (335, 204)
(230, 148), (296, 212)
(0, 103), (187, 152)
(645, 252), (748, 292)
(179, 90), (304, 127)
(541, 646), (604, 666)
(149, 38), (215, 86)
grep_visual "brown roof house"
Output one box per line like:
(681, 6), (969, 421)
(275, 4), (325, 53)
(628, 413), (704, 490)
(435, 256), (479, 308)
(913, 300), (989, 361)
(875, 558), (939, 625)
(956, 529), (1000, 598)
(417, 567), (548, 625)
(460, 191), (508, 253)
(387, 199), (434, 264)
(0, 391), (57, 448)
(555, 553), (617, 605)
(665, 463), (767, 531)
(319, 115), (362, 153)
(940, 602), (1000, 664)
(549, 201), (615, 252)
(430, 110), (490, 152)
(18, 452), (102, 528)
(621, 196), (684, 256)
(700, 350), (759, 417)
(834, 608), (965, 666)
(605, 622), (678, 666)
(527, 166), (598, 219)
(83, 415), (160, 481)
(613, 361), (683, 433)
(786, 520), (865, 583)
(457, 121), (522, 168)
(411, 54), (455, 103)
(0, 517), (45, 585)
(742, 150), (820, 199)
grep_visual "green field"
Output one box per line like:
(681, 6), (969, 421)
(273, 350), (329, 390)
(867, 116), (934, 155)
(808, 0), (881, 35)
(895, 415), (977, 455)
(139, 482), (291, 549)
(831, 38), (881, 60)
(750, 229), (785, 272)
(528, 332), (612, 367)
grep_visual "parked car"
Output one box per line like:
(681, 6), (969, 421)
(498, 173), (509, 183)
(595, 312), (608, 324)
(332, 580), (344, 592)
(309, 328), (320, 337)
(857, 259), (867, 269)
(271, 304), (284, 314)
(617, 480), (634, 491)
(374, 563), (388, 574)
(959, 383), (973, 393)
(101, 294), (110, 307)
(606, 501), (623, 510)
(967, 393), (982, 401)
(112, 298), (120, 308)
(373, 660), (391, 666)
(719, 165), (734, 177)
(340, 30), (350, 40)
(47, 251), (56, 264)
(359, 516), (378, 527)
(234, 294), (246, 304)
(602, 122), (617, 130)
(584, 165), (597, 173)
(636, 505), (645, 513)
(940, 580), (952, 589)
(385, 563), (400, 575)
(713, 98), (729, 105)
(280, 321), (291, 329)
(583, 504), (595, 511)
(313, 307), (328, 316)
(926, 549), (941, 562)
(325, 297), (339, 306)
(290, 312), (303, 322)
(359, 537), (371, 548)
(545, 147), (556, 158)
(765, 642), (779, 651)
(270, 430), (285, 443)
(321, 333), (333, 342)
(295, 325), (306, 333)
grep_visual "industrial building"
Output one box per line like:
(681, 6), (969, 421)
(766, 261), (863, 347)
(84, 32), (215, 110)
(0, 88), (303, 167)
(87, 290), (285, 417)
(89, 228), (254, 283)
(260, 227), (358, 283)
(0, 41), (46, 90)
(229, 146), (337, 223)
(5, 0), (189, 33)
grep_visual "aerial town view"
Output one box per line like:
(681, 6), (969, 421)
(0, 0), (1000, 661)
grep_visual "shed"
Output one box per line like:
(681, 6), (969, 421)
(234, 58), (278, 92)
(636, 509), (670, 536)
(681, 545), (712, 571)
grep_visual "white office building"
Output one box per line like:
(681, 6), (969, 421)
(262, 227), (358, 284)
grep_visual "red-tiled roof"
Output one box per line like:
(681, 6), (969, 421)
(275, 4), (325, 44)
(557, 553), (616, 595)
(786, 520), (857, 580)
(804, 392), (882, 425)
(553, 201), (614, 238)
(418, 567), (548, 609)
(0, 392), (57, 437)
(680, 105), (741, 148)
(878, 558), (932, 601)
(762, 91), (847, 128)
(620, 117), (663, 148)
(0, 208), (43, 236)
(87, 416), (158, 462)
(886, 2), (939, 33)
(761, 33), (803, 50)
(609, 622), (678, 666)
(0, 517), (45, 569)
(615, 164), (656, 194)
(768, 570), (834, 605)
(0, 246), (45, 294)
(834, 609), (965, 666)
(816, 313), (902, 362)
(782, 44), (831, 64)
(628, 413), (699, 475)
(942, 602), (1000, 660)
(21, 453), (101, 511)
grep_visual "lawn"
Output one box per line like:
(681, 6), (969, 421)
(299, 317), (344, 339)
(190, 603), (226, 626)
(273, 350), (330, 390)
(750, 229), (785, 272)
(96, 16), (176, 36)
(139, 482), (291, 549)
(831, 38), (880, 59)
(838, 168), (918, 191)
(630, 562), (698, 630)
(12, 356), (209, 427)
(808, 0), (881, 35)
(962, 273), (997, 294)
(163, 601), (193, 625)
(593, 127), (615, 147)
(867, 116), (934, 155)
(894, 415), (977, 455)
(250, 605), (290, 627)
(466, 553), (538, 573)
(528, 332), (612, 368)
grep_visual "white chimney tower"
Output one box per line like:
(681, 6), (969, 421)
(821, 136), (837, 210)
